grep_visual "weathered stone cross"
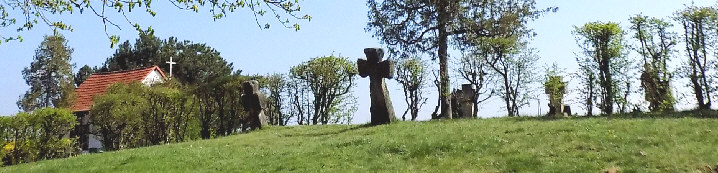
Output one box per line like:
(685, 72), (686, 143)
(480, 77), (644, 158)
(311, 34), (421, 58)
(358, 48), (395, 125)
(166, 56), (176, 77)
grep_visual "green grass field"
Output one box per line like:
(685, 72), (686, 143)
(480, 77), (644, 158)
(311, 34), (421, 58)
(3, 115), (718, 172)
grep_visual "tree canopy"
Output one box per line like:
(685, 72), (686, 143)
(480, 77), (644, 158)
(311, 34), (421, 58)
(573, 22), (628, 115)
(99, 28), (233, 86)
(18, 33), (75, 112)
(630, 15), (676, 112)
(290, 55), (357, 125)
(367, 0), (554, 118)
(673, 6), (718, 110)
(395, 57), (428, 121)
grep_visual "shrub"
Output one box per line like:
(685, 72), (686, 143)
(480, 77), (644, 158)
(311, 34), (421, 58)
(0, 108), (77, 166)
(90, 82), (148, 150)
(90, 81), (200, 150)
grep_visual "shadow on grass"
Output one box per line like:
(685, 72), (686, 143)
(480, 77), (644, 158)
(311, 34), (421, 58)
(507, 109), (718, 122)
(281, 124), (375, 137)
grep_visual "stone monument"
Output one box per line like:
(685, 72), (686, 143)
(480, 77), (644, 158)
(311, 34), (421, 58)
(358, 48), (396, 125)
(544, 75), (569, 117)
(459, 84), (475, 118)
(241, 80), (268, 130)
(450, 84), (475, 118)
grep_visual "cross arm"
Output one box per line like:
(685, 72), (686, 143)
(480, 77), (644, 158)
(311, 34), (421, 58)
(358, 59), (370, 78)
(378, 60), (394, 79)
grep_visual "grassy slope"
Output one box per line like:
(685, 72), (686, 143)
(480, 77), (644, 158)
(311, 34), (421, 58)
(3, 117), (718, 172)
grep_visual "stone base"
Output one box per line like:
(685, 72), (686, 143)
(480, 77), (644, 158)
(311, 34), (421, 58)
(547, 104), (571, 117)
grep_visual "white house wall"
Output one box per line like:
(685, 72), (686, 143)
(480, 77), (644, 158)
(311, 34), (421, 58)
(89, 134), (102, 150)
(142, 70), (164, 86)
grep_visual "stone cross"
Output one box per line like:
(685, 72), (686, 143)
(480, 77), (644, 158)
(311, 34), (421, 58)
(166, 56), (176, 77)
(459, 84), (475, 118)
(358, 48), (395, 125)
(241, 80), (268, 130)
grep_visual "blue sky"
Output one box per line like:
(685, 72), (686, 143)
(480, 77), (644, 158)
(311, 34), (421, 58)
(0, 0), (715, 123)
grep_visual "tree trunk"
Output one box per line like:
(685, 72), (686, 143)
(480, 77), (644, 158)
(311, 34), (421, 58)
(698, 23), (712, 109)
(412, 90), (419, 120)
(587, 74), (594, 116)
(502, 69), (513, 117)
(684, 21), (709, 110)
(472, 90), (479, 118)
(599, 58), (614, 115)
(312, 95), (321, 125)
(437, 2), (452, 119)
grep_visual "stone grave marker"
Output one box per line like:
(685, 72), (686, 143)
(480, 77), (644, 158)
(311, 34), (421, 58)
(459, 84), (475, 118)
(358, 48), (396, 125)
(241, 80), (268, 130)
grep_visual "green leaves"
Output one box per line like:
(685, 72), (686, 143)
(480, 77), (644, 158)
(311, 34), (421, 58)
(395, 57), (429, 120)
(573, 21), (629, 115)
(0, 108), (77, 165)
(109, 35), (120, 48)
(289, 55), (357, 124)
(673, 5), (717, 110)
(630, 14), (676, 112)
(0, 0), (310, 47)
(100, 28), (233, 86)
(574, 21), (626, 63)
(90, 82), (150, 150)
(18, 34), (75, 112)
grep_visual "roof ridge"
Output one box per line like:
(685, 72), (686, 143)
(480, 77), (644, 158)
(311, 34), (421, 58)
(93, 65), (159, 75)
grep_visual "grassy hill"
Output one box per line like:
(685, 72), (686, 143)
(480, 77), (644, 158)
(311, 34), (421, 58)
(3, 116), (718, 172)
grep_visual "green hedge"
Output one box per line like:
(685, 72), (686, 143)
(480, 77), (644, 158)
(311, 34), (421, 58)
(0, 108), (77, 166)
(90, 82), (200, 151)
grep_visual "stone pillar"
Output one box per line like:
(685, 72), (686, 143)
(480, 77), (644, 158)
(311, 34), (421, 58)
(241, 80), (269, 130)
(459, 84), (475, 118)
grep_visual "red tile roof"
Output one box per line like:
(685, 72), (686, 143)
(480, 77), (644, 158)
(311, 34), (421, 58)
(72, 66), (166, 112)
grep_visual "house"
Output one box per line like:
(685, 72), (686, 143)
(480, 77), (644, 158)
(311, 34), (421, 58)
(71, 66), (166, 151)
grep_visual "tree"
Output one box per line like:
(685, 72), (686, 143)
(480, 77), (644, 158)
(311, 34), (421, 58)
(90, 81), (200, 148)
(260, 73), (290, 126)
(366, 0), (553, 119)
(99, 29), (234, 86)
(172, 39), (234, 86)
(457, 54), (494, 117)
(615, 66), (635, 114)
(674, 6), (717, 110)
(0, 0), (310, 47)
(100, 29), (162, 72)
(192, 74), (248, 138)
(290, 55), (357, 125)
(630, 14), (676, 112)
(463, 1), (541, 117)
(488, 46), (539, 116)
(573, 22), (628, 115)
(286, 77), (313, 125)
(18, 34), (75, 112)
(74, 65), (94, 87)
(575, 56), (598, 116)
(395, 57), (429, 121)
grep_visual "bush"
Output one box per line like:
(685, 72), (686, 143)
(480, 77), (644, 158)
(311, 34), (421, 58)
(144, 84), (198, 144)
(0, 108), (77, 166)
(90, 82), (149, 150)
(90, 81), (200, 150)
